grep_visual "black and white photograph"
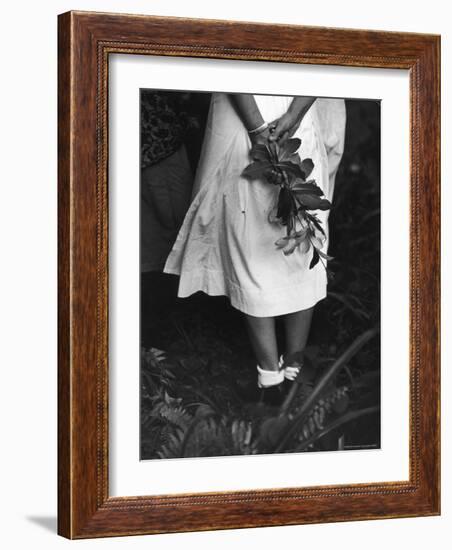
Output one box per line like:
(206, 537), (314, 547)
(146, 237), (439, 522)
(139, 89), (381, 460)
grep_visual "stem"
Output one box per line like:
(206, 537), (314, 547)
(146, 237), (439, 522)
(273, 328), (379, 452)
(294, 406), (380, 452)
(279, 378), (302, 415)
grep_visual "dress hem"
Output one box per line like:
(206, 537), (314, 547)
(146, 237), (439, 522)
(164, 265), (327, 317)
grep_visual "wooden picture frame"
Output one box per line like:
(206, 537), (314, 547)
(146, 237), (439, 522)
(58, 10), (440, 539)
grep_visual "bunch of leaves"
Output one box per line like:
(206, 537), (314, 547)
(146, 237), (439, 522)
(142, 312), (258, 459)
(140, 309), (255, 458)
(158, 413), (258, 458)
(140, 348), (193, 458)
(241, 138), (332, 269)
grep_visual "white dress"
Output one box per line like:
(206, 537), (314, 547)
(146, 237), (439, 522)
(163, 93), (346, 317)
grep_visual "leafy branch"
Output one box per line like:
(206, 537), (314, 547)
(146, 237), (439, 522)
(241, 138), (332, 269)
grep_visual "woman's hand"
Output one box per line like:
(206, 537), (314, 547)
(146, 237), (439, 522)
(268, 111), (301, 144)
(269, 97), (317, 144)
(249, 126), (274, 147)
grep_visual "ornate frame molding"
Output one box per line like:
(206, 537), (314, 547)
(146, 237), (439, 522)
(58, 11), (440, 538)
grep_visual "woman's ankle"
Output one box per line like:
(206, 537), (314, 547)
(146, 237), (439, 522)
(283, 349), (305, 361)
(256, 364), (285, 388)
(256, 358), (280, 372)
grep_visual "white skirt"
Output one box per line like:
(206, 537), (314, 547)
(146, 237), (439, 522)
(164, 93), (346, 317)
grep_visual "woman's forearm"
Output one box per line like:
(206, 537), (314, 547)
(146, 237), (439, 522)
(230, 94), (265, 132)
(288, 97), (317, 120)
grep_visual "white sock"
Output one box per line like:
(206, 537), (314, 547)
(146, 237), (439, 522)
(257, 365), (285, 388)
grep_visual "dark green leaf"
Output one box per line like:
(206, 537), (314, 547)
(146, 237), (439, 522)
(299, 158), (314, 179)
(309, 248), (320, 269)
(297, 194), (332, 211)
(318, 250), (334, 261)
(316, 199), (332, 211)
(278, 138), (301, 161)
(250, 143), (271, 162)
(275, 161), (304, 179)
(306, 213), (326, 236)
(292, 152), (302, 165)
(292, 182), (324, 196)
(241, 160), (273, 180)
(276, 187), (294, 224)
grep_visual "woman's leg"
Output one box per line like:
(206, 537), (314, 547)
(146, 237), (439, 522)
(243, 314), (279, 371)
(283, 307), (314, 356)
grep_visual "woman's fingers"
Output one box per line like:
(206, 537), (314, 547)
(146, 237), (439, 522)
(268, 113), (302, 142)
(267, 120), (279, 141)
(268, 124), (285, 141)
(278, 131), (290, 146)
(268, 119), (278, 132)
(268, 115), (291, 141)
(277, 121), (301, 146)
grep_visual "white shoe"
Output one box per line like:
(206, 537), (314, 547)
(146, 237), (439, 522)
(279, 354), (303, 381)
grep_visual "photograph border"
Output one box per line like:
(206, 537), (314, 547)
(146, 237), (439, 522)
(58, 10), (440, 538)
